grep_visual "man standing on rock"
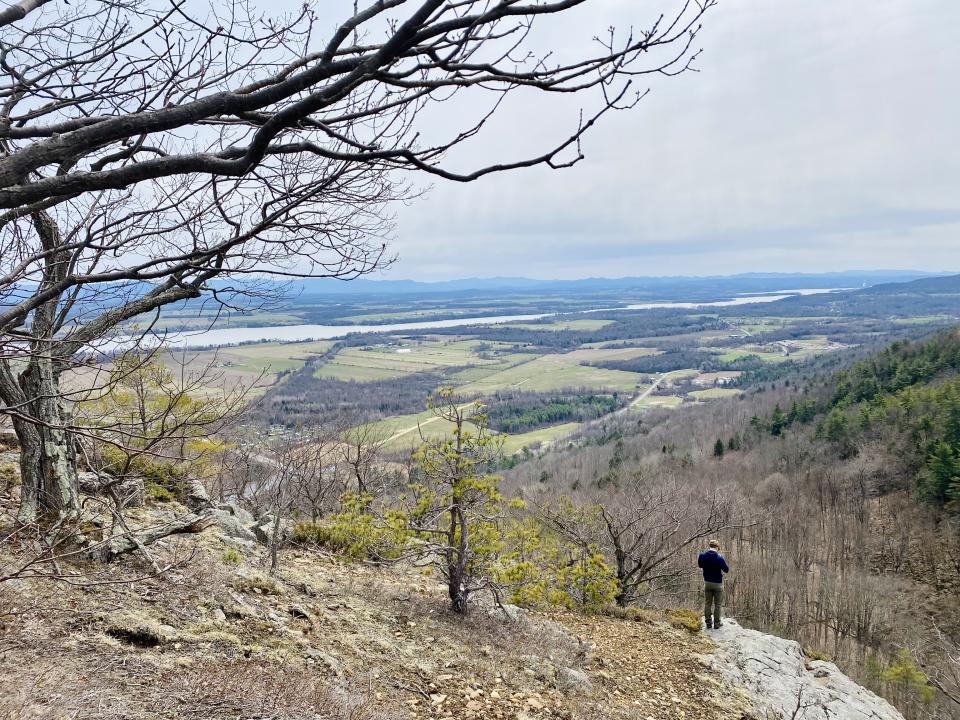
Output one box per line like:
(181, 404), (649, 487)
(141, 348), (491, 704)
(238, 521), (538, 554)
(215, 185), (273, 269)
(698, 539), (729, 629)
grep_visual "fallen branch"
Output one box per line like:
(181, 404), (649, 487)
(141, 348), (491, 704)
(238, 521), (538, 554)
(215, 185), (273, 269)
(101, 512), (214, 561)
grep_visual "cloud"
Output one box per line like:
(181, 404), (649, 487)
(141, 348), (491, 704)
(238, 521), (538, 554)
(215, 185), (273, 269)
(369, 0), (960, 279)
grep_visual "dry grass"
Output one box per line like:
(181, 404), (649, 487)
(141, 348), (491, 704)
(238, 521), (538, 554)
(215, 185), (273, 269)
(0, 497), (749, 720)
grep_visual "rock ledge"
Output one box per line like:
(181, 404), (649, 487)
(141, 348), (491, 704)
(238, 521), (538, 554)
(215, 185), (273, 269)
(705, 619), (904, 720)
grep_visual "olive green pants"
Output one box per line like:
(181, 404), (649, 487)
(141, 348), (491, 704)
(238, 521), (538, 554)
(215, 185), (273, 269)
(704, 581), (723, 626)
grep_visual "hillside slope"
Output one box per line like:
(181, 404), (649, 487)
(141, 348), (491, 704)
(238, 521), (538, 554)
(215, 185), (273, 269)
(0, 498), (903, 720)
(503, 329), (960, 718)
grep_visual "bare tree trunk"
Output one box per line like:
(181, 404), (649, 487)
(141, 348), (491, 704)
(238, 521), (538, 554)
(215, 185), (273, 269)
(9, 358), (79, 524)
(270, 509), (282, 575)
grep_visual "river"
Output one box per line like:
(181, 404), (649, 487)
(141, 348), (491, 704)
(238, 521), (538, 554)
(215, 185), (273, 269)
(126, 288), (842, 349)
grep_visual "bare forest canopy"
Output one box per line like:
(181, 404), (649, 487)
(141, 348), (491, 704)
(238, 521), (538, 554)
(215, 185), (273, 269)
(498, 328), (960, 718)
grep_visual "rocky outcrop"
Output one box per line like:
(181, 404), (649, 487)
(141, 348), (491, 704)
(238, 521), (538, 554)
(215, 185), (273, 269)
(77, 471), (145, 508)
(212, 502), (258, 545)
(705, 619), (905, 720)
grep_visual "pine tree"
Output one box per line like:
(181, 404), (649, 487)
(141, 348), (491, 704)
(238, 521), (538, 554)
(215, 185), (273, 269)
(770, 404), (788, 436)
(925, 441), (959, 503)
(713, 438), (725, 458)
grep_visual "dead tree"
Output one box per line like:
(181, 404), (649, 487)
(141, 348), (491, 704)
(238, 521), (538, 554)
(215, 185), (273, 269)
(0, 0), (713, 524)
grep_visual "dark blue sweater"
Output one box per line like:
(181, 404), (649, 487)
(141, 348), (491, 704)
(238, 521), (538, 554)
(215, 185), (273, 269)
(698, 549), (729, 584)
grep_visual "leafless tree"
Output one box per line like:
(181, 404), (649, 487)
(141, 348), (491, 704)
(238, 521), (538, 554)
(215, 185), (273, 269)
(0, 0), (714, 525)
(339, 421), (390, 498)
(258, 427), (344, 572)
(290, 425), (344, 521)
(916, 626), (960, 711)
(597, 473), (745, 606)
(538, 470), (746, 606)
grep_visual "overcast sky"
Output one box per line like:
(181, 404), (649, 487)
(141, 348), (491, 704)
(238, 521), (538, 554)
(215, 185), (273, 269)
(315, 1), (960, 280)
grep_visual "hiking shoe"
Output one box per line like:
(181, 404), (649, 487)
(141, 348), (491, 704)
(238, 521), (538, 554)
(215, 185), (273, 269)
(705, 623), (712, 630)
(715, 622), (724, 628)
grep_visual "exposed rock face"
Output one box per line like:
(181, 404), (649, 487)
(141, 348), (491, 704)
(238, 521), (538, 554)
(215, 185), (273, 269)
(77, 471), (145, 508)
(705, 619), (905, 720)
(212, 504), (258, 543)
(253, 515), (294, 545)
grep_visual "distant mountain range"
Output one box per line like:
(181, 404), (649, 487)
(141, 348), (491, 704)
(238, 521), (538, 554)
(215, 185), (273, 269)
(293, 270), (949, 297)
(856, 272), (960, 295)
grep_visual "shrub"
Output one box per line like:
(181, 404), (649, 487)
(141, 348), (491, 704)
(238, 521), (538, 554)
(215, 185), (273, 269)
(603, 606), (657, 624)
(221, 547), (243, 566)
(497, 516), (619, 612)
(231, 572), (284, 596)
(878, 648), (936, 705)
(667, 608), (703, 634)
(145, 480), (177, 504)
(293, 496), (408, 561)
(803, 646), (832, 662)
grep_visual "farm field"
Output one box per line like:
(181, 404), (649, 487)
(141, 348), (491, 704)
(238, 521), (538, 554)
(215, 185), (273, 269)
(500, 422), (581, 454)
(366, 407), (581, 455)
(160, 340), (335, 394)
(631, 394), (685, 410)
(501, 318), (614, 331)
(309, 339), (655, 393)
(456, 354), (644, 394)
(314, 340), (531, 382)
(246, 299), (910, 454)
(689, 387), (742, 400)
(694, 371), (742, 386)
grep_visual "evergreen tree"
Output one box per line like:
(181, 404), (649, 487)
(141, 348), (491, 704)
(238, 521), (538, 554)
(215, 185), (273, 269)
(713, 438), (725, 458)
(770, 404), (788, 436)
(925, 441), (959, 503)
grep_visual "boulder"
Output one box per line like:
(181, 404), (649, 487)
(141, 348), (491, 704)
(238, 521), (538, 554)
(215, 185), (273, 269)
(706, 619), (905, 720)
(253, 517), (294, 546)
(212, 508), (258, 543)
(103, 610), (176, 647)
(215, 502), (255, 527)
(183, 477), (214, 512)
(306, 648), (344, 677)
(498, 603), (527, 623)
(77, 471), (145, 508)
(556, 666), (592, 694)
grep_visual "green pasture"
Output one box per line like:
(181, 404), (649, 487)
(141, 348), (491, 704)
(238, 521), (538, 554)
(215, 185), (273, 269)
(314, 340), (518, 382)
(162, 340), (334, 394)
(501, 422), (581, 454)
(456, 354), (644, 394)
(362, 407), (580, 455)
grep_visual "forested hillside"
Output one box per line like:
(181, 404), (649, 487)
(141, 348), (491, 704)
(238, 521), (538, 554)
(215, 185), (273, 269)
(759, 331), (960, 508)
(504, 330), (960, 719)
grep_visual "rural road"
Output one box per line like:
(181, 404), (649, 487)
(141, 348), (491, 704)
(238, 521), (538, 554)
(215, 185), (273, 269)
(389, 373), (686, 445)
(624, 370), (685, 412)
(386, 402), (477, 443)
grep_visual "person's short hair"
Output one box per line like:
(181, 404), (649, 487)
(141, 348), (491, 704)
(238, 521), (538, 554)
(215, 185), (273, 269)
(708, 539), (720, 549)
